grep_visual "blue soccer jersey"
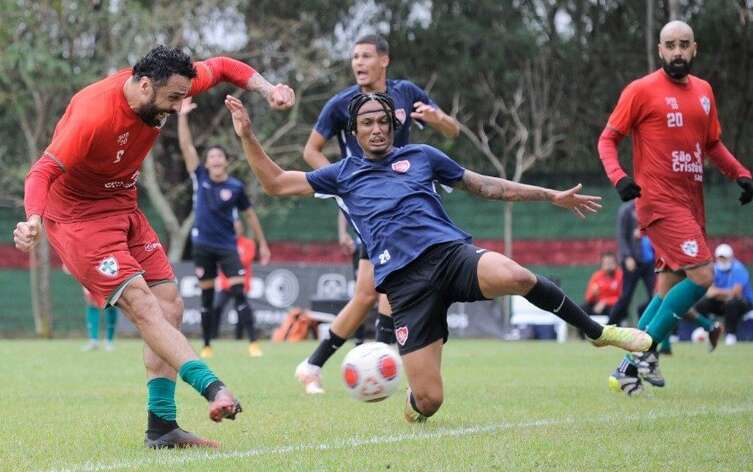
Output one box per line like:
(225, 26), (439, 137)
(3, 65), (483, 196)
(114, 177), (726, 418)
(306, 144), (471, 287)
(191, 165), (251, 251)
(313, 79), (436, 159)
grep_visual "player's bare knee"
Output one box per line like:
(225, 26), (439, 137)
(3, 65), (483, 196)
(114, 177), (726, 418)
(353, 288), (378, 308)
(414, 389), (443, 416)
(163, 296), (184, 327)
(119, 284), (161, 328)
(510, 267), (537, 294)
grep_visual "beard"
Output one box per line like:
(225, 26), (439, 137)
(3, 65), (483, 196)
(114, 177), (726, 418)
(135, 98), (172, 127)
(661, 57), (693, 80)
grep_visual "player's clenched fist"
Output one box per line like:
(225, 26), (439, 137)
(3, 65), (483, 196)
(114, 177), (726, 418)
(267, 84), (295, 110)
(14, 215), (42, 253)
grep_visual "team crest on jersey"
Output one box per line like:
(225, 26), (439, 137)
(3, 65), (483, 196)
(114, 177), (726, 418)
(97, 256), (119, 278)
(394, 108), (406, 124)
(117, 132), (129, 146)
(665, 97), (679, 110)
(219, 189), (233, 201)
(395, 326), (409, 346)
(195, 267), (205, 278)
(391, 160), (411, 173)
(700, 96), (711, 115)
(681, 239), (699, 257)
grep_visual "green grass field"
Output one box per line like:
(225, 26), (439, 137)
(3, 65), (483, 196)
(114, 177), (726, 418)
(1, 339), (751, 471)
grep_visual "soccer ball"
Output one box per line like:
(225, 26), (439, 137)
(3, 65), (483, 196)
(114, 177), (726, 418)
(341, 342), (402, 402)
(691, 327), (708, 343)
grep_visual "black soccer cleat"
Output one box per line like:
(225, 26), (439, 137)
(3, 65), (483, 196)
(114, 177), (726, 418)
(145, 428), (219, 449)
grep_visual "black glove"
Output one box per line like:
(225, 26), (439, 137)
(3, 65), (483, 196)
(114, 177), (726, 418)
(615, 176), (641, 202)
(738, 177), (753, 205)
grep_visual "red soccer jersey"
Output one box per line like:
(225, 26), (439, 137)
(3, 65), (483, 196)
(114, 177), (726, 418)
(27, 58), (255, 222)
(606, 70), (721, 228)
(584, 269), (623, 306)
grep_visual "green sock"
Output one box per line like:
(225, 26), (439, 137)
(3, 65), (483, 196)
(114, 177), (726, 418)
(646, 279), (708, 344)
(85, 305), (100, 341)
(695, 313), (714, 331)
(104, 307), (118, 342)
(178, 359), (219, 397)
(659, 336), (672, 352)
(147, 378), (177, 421)
(638, 295), (663, 331)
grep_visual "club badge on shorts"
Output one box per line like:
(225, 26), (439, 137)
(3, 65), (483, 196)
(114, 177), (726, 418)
(681, 239), (699, 257)
(391, 160), (410, 173)
(97, 256), (119, 278)
(395, 326), (409, 346)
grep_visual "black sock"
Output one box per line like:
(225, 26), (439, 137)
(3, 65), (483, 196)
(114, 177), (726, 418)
(308, 329), (346, 367)
(146, 411), (178, 440)
(231, 284), (256, 342)
(201, 380), (226, 402)
(354, 324), (365, 346)
(200, 287), (215, 347)
(375, 313), (396, 344)
(524, 275), (604, 340)
(617, 357), (638, 376)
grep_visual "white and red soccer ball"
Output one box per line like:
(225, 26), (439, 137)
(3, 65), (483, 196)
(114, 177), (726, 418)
(341, 342), (402, 402)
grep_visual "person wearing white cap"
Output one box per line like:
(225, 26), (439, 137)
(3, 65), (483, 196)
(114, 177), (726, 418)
(692, 244), (753, 346)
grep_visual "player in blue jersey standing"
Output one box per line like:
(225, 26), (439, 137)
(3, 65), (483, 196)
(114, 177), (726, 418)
(296, 34), (461, 394)
(225, 92), (653, 423)
(178, 97), (271, 359)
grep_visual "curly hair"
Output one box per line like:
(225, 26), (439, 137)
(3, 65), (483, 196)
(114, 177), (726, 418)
(132, 45), (197, 86)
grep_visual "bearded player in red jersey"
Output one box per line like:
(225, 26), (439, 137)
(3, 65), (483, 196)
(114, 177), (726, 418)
(13, 46), (295, 447)
(598, 21), (753, 396)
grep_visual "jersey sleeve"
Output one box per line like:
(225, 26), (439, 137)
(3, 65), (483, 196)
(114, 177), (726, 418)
(425, 146), (465, 185)
(188, 57), (257, 97)
(306, 160), (344, 195)
(44, 102), (98, 169)
(705, 87), (722, 146)
(409, 81), (437, 107)
(313, 96), (343, 140)
(606, 81), (644, 136)
(236, 186), (252, 211)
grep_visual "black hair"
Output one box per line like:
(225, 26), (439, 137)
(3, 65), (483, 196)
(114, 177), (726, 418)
(205, 144), (229, 160)
(355, 34), (389, 56)
(132, 45), (197, 87)
(347, 92), (401, 133)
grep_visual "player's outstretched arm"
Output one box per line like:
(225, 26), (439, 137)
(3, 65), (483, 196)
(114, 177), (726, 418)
(303, 130), (332, 169)
(225, 95), (313, 197)
(411, 102), (460, 138)
(244, 208), (271, 265)
(455, 170), (602, 219)
(177, 97), (200, 173)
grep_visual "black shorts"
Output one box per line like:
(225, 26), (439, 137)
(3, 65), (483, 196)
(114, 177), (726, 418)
(378, 241), (489, 355)
(192, 243), (244, 281)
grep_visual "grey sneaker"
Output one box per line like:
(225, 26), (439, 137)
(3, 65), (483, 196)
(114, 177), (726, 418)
(144, 428), (219, 449)
(608, 369), (644, 396)
(634, 351), (665, 387)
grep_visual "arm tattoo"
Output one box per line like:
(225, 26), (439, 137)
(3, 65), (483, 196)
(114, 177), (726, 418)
(248, 73), (273, 98)
(456, 170), (553, 202)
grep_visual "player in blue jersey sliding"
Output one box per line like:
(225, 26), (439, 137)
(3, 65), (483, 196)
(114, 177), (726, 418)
(296, 34), (460, 394)
(178, 97), (271, 359)
(225, 92), (652, 423)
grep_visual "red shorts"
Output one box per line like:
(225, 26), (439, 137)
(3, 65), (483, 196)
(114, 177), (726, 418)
(82, 287), (105, 309)
(643, 214), (712, 272)
(46, 209), (174, 305)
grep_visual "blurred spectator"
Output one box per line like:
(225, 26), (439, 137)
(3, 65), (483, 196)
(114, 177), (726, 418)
(692, 244), (753, 346)
(581, 252), (623, 320)
(607, 201), (656, 326)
